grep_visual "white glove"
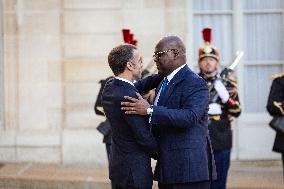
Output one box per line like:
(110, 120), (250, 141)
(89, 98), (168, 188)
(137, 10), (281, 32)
(214, 79), (229, 103)
(208, 103), (222, 115)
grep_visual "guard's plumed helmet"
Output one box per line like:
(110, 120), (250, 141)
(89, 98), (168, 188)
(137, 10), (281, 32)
(198, 28), (220, 61)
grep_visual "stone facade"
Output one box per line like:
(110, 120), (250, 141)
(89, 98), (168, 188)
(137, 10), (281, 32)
(1, 0), (187, 165)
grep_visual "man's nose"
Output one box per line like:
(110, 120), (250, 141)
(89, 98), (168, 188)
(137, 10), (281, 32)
(153, 56), (159, 62)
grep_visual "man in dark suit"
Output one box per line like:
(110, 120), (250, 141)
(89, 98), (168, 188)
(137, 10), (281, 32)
(102, 44), (161, 189)
(121, 36), (216, 189)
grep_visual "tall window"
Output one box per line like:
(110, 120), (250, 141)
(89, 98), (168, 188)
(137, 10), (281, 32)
(192, 0), (283, 113)
(243, 0), (283, 113)
(193, 0), (233, 68)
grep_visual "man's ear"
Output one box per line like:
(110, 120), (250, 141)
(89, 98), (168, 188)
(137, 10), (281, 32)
(126, 62), (134, 71)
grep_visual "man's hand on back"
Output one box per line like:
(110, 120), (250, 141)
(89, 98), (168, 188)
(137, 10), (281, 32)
(121, 92), (150, 115)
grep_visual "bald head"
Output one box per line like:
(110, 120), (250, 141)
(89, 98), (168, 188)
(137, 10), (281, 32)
(157, 36), (186, 53)
(154, 35), (187, 76)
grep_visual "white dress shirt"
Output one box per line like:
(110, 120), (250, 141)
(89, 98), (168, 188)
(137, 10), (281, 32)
(149, 64), (186, 123)
(153, 64), (186, 105)
(115, 77), (135, 87)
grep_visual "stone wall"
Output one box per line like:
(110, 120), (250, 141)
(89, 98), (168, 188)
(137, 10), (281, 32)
(1, 0), (187, 165)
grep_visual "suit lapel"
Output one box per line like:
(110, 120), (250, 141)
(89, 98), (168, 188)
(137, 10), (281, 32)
(159, 65), (189, 105)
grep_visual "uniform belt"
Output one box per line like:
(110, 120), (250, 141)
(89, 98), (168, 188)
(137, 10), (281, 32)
(209, 115), (221, 121)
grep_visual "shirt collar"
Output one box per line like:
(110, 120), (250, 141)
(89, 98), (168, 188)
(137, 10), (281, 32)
(115, 77), (135, 87)
(166, 64), (186, 82)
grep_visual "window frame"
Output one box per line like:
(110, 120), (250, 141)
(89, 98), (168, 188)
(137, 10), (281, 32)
(0, 0), (4, 128)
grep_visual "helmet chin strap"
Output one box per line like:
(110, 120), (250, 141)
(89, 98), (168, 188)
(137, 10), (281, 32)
(204, 70), (217, 77)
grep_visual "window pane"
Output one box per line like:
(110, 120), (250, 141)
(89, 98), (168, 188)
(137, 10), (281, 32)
(244, 65), (282, 113)
(244, 14), (283, 61)
(244, 0), (282, 10)
(194, 0), (232, 11)
(193, 15), (233, 66)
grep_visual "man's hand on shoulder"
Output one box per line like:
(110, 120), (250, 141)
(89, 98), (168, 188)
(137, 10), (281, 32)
(121, 92), (150, 115)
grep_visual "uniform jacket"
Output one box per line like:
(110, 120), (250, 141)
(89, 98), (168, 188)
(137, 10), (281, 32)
(199, 73), (241, 151)
(266, 74), (284, 153)
(94, 76), (113, 144)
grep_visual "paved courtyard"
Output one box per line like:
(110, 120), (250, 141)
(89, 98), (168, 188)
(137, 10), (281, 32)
(0, 161), (282, 189)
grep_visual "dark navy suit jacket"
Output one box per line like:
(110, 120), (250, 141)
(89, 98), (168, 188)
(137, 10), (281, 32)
(149, 65), (215, 184)
(102, 75), (162, 188)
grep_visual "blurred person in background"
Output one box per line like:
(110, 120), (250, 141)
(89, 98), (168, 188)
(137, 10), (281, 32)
(94, 76), (114, 188)
(198, 28), (241, 189)
(266, 72), (284, 179)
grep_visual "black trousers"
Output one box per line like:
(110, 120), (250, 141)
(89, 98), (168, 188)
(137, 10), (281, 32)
(282, 152), (284, 179)
(158, 181), (210, 189)
(114, 173), (151, 189)
(106, 144), (115, 189)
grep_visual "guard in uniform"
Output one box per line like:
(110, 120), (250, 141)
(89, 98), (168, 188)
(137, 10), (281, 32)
(94, 76), (114, 189)
(198, 28), (241, 189)
(266, 72), (284, 178)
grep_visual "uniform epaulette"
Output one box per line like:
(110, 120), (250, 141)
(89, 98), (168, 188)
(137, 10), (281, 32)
(227, 74), (237, 83)
(224, 74), (238, 87)
(272, 72), (284, 80)
(96, 106), (105, 114)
